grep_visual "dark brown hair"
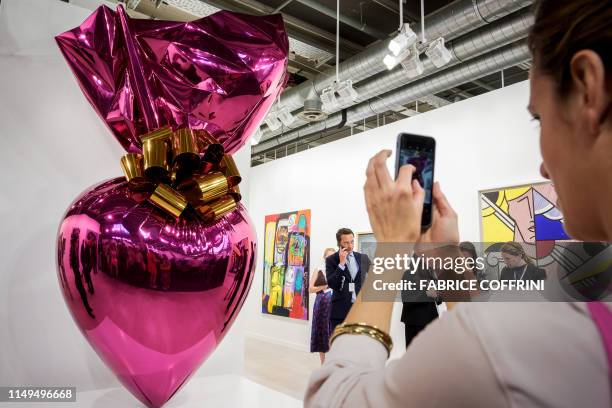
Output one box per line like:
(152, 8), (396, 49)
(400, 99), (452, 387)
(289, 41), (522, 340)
(528, 0), (611, 95)
(500, 242), (533, 265)
(335, 228), (354, 245)
(459, 241), (478, 261)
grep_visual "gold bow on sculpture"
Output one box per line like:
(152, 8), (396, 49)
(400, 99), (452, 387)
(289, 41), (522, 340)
(120, 127), (241, 223)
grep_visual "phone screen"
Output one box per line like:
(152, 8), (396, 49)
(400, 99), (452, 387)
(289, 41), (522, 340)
(395, 133), (436, 229)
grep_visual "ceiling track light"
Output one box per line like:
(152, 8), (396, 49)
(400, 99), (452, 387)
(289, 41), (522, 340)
(401, 45), (424, 78)
(276, 105), (295, 126)
(263, 102), (295, 131)
(250, 128), (263, 145)
(264, 115), (282, 131)
(384, 46), (411, 70)
(384, 23), (417, 70)
(320, 79), (359, 112)
(425, 37), (453, 68)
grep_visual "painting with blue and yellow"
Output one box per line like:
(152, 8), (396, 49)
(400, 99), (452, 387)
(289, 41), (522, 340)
(480, 182), (611, 299)
(480, 181), (569, 244)
(262, 209), (310, 320)
(480, 181), (571, 271)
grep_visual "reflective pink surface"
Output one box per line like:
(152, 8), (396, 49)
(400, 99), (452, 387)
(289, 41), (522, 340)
(56, 178), (256, 407)
(55, 5), (289, 154)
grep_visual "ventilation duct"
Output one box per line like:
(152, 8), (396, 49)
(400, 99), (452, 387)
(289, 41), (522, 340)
(261, 7), (534, 140)
(260, 0), (532, 132)
(252, 41), (530, 154)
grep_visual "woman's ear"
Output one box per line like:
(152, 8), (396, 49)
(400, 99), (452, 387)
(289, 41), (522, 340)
(569, 50), (610, 137)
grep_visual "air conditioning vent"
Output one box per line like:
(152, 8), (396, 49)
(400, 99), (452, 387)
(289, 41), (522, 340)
(297, 98), (328, 122)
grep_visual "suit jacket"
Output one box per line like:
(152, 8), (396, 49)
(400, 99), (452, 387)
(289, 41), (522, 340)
(500, 263), (546, 281)
(400, 269), (440, 326)
(326, 251), (371, 321)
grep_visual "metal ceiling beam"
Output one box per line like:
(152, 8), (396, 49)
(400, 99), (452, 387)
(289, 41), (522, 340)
(295, 0), (388, 40)
(370, 0), (399, 14)
(371, 0), (419, 22)
(449, 87), (476, 99)
(419, 94), (452, 107)
(473, 79), (496, 91)
(197, 0), (365, 58)
(273, 0), (295, 13)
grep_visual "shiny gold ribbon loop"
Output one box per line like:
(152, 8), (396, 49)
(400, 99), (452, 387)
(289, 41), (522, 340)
(142, 127), (172, 177)
(122, 127), (243, 222)
(210, 195), (238, 220)
(195, 195), (237, 223)
(121, 153), (144, 181)
(195, 172), (229, 203)
(172, 128), (200, 165)
(148, 183), (188, 219)
(172, 128), (198, 156)
(220, 154), (242, 188)
(171, 128), (201, 187)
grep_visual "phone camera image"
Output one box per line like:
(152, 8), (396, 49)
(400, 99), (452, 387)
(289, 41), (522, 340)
(395, 133), (436, 229)
(398, 145), (434, 204)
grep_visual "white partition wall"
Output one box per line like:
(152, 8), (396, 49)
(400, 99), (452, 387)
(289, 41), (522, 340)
(244, 81), (544, 356)
(0, 0), (251, 390)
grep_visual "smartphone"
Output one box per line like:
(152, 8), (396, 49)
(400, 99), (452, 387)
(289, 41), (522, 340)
(395, 133), (436, 229)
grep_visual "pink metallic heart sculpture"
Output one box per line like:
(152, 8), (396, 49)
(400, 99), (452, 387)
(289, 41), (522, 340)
(56, 178), (256, 407)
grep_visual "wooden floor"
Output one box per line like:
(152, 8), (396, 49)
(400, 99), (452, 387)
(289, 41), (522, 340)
(244, 336), (321, 400)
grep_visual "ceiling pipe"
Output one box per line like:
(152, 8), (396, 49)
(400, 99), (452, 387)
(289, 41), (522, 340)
(262, 0), (532, 126)
(262, 7), (533, 140)
(252, 41), (530, 154)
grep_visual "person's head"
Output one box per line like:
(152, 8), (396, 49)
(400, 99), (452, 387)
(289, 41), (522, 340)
(459, 241), (478, 261)
(323, 247), (335, 259)
(500, 242), (532, 268)
(335, 228), (354, 252)
(528, 0), (611, 240)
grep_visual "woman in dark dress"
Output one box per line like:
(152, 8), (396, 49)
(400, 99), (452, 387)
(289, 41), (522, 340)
(309, 248), (336, 364)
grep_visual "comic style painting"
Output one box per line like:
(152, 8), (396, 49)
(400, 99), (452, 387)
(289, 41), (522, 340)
(480, 182), (611, 300)
(262, 210), (310, 319)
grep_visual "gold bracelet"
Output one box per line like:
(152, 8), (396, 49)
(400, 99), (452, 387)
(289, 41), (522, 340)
(330, 322), (393, 357)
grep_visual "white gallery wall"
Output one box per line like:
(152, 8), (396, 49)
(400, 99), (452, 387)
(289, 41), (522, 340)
(1, 0), (545, 389)
(0, 0), (252, 390)
(244, 80), (544, 356)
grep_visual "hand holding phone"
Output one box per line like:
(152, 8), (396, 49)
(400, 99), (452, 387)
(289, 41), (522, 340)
(363, 150), (423, 242)
(339, 246), (349, 266)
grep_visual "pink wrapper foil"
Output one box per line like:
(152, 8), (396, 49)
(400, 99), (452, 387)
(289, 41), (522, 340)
(55, 5), (289, 154)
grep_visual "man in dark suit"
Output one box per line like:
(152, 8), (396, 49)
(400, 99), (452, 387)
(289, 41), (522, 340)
(400, 268), (441, 348)
(326, 228), (371, 333)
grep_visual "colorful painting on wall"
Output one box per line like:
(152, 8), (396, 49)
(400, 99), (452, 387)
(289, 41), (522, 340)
(480, 181), (571, 277)
(480, 181), (569, 243)
(479, 182), (611, 300)
(356, 232), (377, 263)
(262, 209), (310, 320)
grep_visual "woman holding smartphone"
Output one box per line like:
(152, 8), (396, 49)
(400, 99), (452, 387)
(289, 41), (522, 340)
(305, 1), (611, 407)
